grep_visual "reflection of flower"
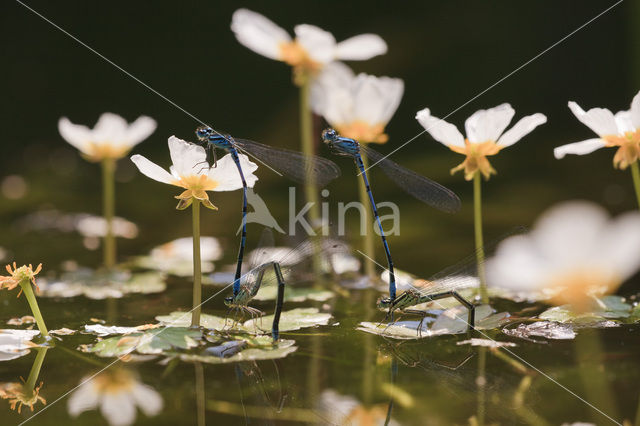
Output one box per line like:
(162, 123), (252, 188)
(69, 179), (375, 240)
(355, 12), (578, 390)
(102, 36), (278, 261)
(0, 263), (42, 297)
(486, 201), (640, 311)
(555, 92), (640, 169)
(416, 105), (546, 180)
(131, 136), (258, 210)
(68, 369), (163, 426)
(231, 9), (386, 79)
(0, 381), (46, 413)
(58, 113), (156, 162)
(312, 63), (404, 144)
(318, 389), (397, 426)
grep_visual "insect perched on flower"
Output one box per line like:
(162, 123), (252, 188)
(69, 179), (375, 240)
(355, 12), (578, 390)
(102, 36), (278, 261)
(130, 136), (258, 210)
(312, 63), (404, 144)
(0, 263), (42, 297)
(416, 104), (547, 180)
(231, 9), (387, 82)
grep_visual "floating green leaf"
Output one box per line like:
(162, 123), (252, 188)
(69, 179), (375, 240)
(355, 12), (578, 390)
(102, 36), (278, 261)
(156, 311), (228, 330)
(538, 295), (636, 325)
(243, 308), (332, 334)
(179, 338), (297, 364)
(82, 327), (202, 357)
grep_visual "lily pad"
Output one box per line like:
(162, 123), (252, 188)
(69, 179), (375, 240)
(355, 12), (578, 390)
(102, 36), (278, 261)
(157, 308), (331, 335)
(81, 327), (203, 357)
(253, 286), (335, 303)
(538, 296), (637, 325)
(38, 269), (166, 299)
(0, 329), (40, 361)
(179, 337), (297, 364)
(503, 321), (576, 341)
(83, 324), (159, 337)
(357, 305), (509, 340)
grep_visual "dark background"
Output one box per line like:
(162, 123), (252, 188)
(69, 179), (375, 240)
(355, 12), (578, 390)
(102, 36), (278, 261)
(1, 0), (639, 277)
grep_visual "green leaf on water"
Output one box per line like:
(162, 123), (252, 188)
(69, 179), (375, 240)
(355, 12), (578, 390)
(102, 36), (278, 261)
(178, 338), (297, 364)
(156, 312), (228, 330)
(82, 327), (202, 357)
(538, 296), (636, 325)
(253, 286), (335, 302)
(357, 305), (509, 340)
(242, 308), (332, 334)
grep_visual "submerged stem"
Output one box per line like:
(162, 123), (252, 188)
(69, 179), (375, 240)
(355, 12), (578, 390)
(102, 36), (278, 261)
(359, 151), (376, 278)
(299, 78), (320, 227)
(191, 199), (202, 327)
(102, 158), (116, 269)
(473, 173), (488, 304)
(630, 161), (640, 210)
(20, 280), (48, 337)
(25, 347), (48, 390)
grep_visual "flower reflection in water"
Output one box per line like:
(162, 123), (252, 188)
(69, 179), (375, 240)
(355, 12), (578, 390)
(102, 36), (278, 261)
(68, 368), (163, 426)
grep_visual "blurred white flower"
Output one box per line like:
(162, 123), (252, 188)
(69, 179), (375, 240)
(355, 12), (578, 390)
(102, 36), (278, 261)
(318, 389), (398, 426)
(58, 113), (156, 162)
(486, 201), (640, 311)
(231, 9), (386, 77)
(312, 63), (404, 143)
(68, 369), (162, 426)
(554, 91), (640, 169)
(416, 104), (546, 180)
(150, 237), (222, 263)
(76, 216), (138, 239)
(0, 330), (39, 361)
(130, 136), (258, 210)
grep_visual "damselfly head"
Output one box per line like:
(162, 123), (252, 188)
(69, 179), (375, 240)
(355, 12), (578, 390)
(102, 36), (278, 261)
(223, 296), (234, 307)
(377, 297), (392, 310)
(321, 128), (338, 144)
(196, 126), (213, 141)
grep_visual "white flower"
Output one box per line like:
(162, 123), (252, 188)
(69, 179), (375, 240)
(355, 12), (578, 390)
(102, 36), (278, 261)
(0, 330), (39, 361)
(416, 105), (547, 180)
(312, 62), (403, 143)
(554, 91), (640, 169)
(231, 9), (386, 77)
(58, 113), (156, 162)
(130, 136), (258, 210)
(67, 369), (163, 426)
(486, 201), (640, 311)
(150, 237), (222, 263)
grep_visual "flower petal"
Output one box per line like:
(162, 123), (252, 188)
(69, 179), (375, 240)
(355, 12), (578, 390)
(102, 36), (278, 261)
(67, 379), (99, 416)
(486, 235), (547, 292)
(464, 103), (514, 143)
(100, 393), (137, 426)
(209, 153), (258, 191)
(568, 101), (618, 137)
(124, 116), (157, 147)
(599, 211), (640, 279)
(497, 113), (547, 147)
(92, 112), (129, 143)
(310, 62), (355, 121)
(130, 155), (175, 185)
(415, 108), (465, 148)
(132, 383), (163, 416)
(334, 34), (387, 60)
(353, 74), (404, 125)
(58, 117), (93, 154)
(614, 111), (635, 134)
(294, 24), (335, 64)
(553, 138), (607, 159)
(630, 90), (640, 130)
(231, 9), (292, 60)
(168, 136), (207, 177)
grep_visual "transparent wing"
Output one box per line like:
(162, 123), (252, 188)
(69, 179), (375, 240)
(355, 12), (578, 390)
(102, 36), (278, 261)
(233, 138), (341, 187)
(361, 145), (461, 214)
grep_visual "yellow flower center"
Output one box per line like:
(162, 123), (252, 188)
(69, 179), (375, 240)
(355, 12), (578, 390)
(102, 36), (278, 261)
(602, 130), (640, 169)
(0, 263), (42, 296)
(335, 121), (388, 144)
(171, 174), (219, 210)
(278, 41), (322, 71)
(449, 139), (502, 180)
(92, 370), (136, 395)
(84, 142), (132, 162)
(0, 382), (46, 413)
(545, 269), (620, 312)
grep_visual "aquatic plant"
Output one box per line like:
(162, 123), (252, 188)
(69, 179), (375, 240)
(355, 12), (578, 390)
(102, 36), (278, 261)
(131, 136), (257, 326)
(313, 64), (404, 277)
(231, 8), (386, 225)
(416, 105), (546, 302)
(486, 200), (640, 311)
(0, 263), (48, 337)
(554, 91), (640, 208)
(58, 113), (156, 269)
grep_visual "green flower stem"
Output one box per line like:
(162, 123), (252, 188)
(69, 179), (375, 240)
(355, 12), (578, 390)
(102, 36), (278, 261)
(102, 158), (116, 269)
(473, 173), (488, 304)
(630, 161), (640, 210)
(25, 347), (48, 390)
(195, 362), (206, 426)
(299, 78), (320, 228)
(20, 280), (48, 337)
(191, 199), (202, 327)
(358, 151), (376, 278)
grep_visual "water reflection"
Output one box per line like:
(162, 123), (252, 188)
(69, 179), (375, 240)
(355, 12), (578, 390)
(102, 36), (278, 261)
(67, 368), (163, 426)
(0, 347), (48, 413)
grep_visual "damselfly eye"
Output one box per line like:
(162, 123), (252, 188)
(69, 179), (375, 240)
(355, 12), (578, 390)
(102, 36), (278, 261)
(321, 128), (336, 142)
